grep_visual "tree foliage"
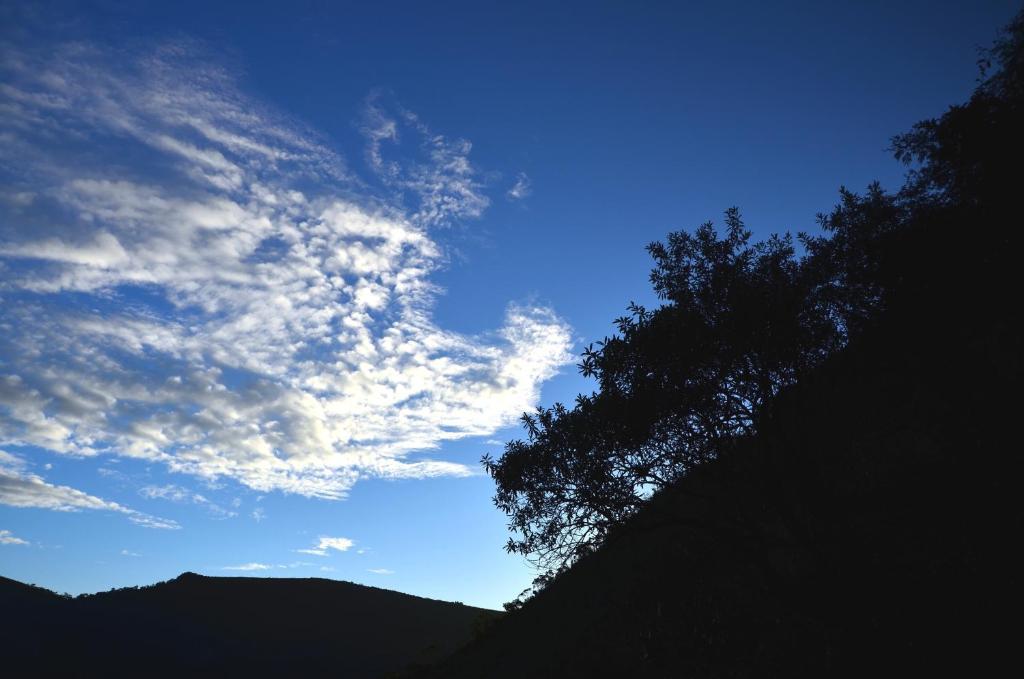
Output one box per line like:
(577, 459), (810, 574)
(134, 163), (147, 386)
(892, 10), (1023, 210)
(484, 10), (1023, 576)
(484, 200), (893, 572)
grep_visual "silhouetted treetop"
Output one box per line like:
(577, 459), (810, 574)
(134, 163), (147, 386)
(484, 201), (895, 572)
(485, 9), (1023, 577)
(892, 11), (1023, 209)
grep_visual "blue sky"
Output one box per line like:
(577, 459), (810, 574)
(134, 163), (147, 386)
(0, 0), (1017, 609)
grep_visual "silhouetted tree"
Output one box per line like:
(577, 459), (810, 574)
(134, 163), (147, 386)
(485, 10), (1023, 576)
(892, 10), (1022, 211)
(484, 204), (900, 572)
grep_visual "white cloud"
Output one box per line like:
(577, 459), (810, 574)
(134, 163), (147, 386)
(223, 560), (311, 571)
(128, 513), (181, 530)
(0, 456), (180, 529)
(297, 535), (354, 556)
(139, 485), (191, 502)
(1, 528), (29, 545)
(223, 562), (273, 571)
(251, 507), (265, 522)
(367, 568), (394, 575)
(362, 93), (490, 227)
(120, 549), (141, 557)
(0, 231), (129, 268)
(506, 172), (532, 201)
(0, 450), (28, 469)
(0, 41), (573, 503)
(316, 536), (355, 552)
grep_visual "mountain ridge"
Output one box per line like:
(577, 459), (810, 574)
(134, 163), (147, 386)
(1, 571), (500, 677)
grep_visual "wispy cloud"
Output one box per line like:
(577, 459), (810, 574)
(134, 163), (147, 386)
(0, 529), (29, 545)
(0, 41), (573, 501)
(223, 562), (273, 571)
(120, 549), (141, 557)
(0, 453), (179, 529)
(367, 568), (394, 575)
(140, 484), (237, 518)
(223, 560), (312, 571)
(361, 92), (490, 227)
(506, 172), (532, 201)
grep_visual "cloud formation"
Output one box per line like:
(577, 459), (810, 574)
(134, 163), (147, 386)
(506, 172), (532, 201)
(0, 453), (179, 529)
(296, 535), (354, 556)
(0, 42), (572, 501)
(223, 562), (273, 571)
(1, 529), (29, 545)
(139, 484), (237, 518)
(222, 560), (313, 571)
(361, 93), (489, 227)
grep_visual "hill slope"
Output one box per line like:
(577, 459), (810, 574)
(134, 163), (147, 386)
(423, 213), (1022, 676)
(1, 572), (499, 677)
(423, 22), (1024, 672)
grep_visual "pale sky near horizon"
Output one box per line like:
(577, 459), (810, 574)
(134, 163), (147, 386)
(1, 0), (1017, 609)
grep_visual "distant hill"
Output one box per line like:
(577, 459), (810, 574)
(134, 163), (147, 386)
(0, 572), (499, 677)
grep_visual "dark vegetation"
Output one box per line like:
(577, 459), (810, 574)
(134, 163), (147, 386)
(0, 572), (499, 677)
(425, 10), (1024, 677)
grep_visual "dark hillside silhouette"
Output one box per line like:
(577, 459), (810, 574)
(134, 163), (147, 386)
(485, 139), (911, 578)
(1, 573), (499, 677)
(425, 10), (1024, 677)
(427, 246), (1020, 675)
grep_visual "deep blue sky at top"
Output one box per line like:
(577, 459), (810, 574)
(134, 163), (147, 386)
(0, 0), (1018, 609)
(37, 0), (1017, 347)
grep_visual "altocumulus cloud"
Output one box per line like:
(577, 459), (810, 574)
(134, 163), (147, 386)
(0, 41), (572, 502)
